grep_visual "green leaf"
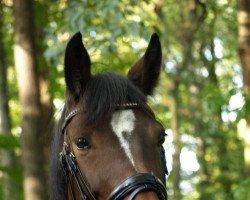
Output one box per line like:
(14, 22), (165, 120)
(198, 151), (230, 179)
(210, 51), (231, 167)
(0, 134), (20, 150)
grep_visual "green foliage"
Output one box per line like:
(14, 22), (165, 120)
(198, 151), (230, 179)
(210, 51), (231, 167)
(233, 178), (250, 200)
(45, 0), (157, 70)
(0, 134), (20, 150)
(157, 1), (245, 200)
(0, 158), (23, 200)
(43, 0), (159, 101)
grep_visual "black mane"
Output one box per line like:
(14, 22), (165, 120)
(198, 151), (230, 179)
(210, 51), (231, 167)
(49, 108), (67, 200)
(49, 72), (154, 199)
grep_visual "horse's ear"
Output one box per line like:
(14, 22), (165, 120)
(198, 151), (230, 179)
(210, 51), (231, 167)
(64, 32), (91, 98)
(127, 33), (162, 95)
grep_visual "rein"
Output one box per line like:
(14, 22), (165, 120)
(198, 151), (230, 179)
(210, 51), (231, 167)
(59, 103), (167, 200)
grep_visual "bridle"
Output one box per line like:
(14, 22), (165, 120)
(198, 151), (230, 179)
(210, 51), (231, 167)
(59, 103), (168, 200)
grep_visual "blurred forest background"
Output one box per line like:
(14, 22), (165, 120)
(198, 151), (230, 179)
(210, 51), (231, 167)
(0, 0), (250, 200)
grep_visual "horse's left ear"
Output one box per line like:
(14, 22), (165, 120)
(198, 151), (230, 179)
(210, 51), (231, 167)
(64, 32), (91, 98)
(127, 33), (162, 95)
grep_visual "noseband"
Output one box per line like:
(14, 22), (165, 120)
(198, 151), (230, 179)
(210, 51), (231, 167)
(59, 104), (168, 200)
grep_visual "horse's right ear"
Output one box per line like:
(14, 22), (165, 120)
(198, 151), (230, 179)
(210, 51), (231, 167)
(64, 32), (91, 98)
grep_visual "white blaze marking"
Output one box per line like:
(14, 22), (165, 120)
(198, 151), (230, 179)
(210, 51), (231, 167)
(111, 110), (136, 166)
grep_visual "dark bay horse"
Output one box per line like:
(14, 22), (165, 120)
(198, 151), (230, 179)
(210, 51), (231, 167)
(50, 32), (168, 200)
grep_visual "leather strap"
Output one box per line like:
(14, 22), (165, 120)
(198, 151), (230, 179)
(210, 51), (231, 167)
(107, 173), (167, 200)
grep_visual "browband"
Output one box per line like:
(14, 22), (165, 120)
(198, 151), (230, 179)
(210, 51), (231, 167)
(62, 102), (140, 133)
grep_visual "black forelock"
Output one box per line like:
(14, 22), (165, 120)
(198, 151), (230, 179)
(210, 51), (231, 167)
(77, 72), (150, 127)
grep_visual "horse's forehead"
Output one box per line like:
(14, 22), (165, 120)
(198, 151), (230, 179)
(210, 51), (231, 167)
(110, 110), (136, 166)
(111, 110), (136, 134)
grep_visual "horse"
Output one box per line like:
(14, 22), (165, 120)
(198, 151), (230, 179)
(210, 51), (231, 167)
(49, 32), (168, 200)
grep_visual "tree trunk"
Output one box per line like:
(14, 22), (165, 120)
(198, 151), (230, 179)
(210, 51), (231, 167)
(170, 81), (182, 200)
(13, 0), (47, 199)
(154, 2), (183, 199)
(0, 1), (18, 199)
(196, 138), (211, 200)
(237, 0), (250, 176)
(35, 0), (54, 164)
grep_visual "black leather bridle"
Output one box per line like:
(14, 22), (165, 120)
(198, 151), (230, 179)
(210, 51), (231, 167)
(59, 105), (168, 200)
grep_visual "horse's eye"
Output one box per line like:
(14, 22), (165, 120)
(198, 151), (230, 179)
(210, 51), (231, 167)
(76, 137), (90, 150)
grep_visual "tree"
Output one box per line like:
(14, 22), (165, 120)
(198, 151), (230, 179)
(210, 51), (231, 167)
(13, 0), (47, 199)
(154, 1), (244, 199)
(34, 0), (54, 163)
(155, 1), (207, 199)
(237, 0), (250, 177)
(0, 1), (18, 199)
